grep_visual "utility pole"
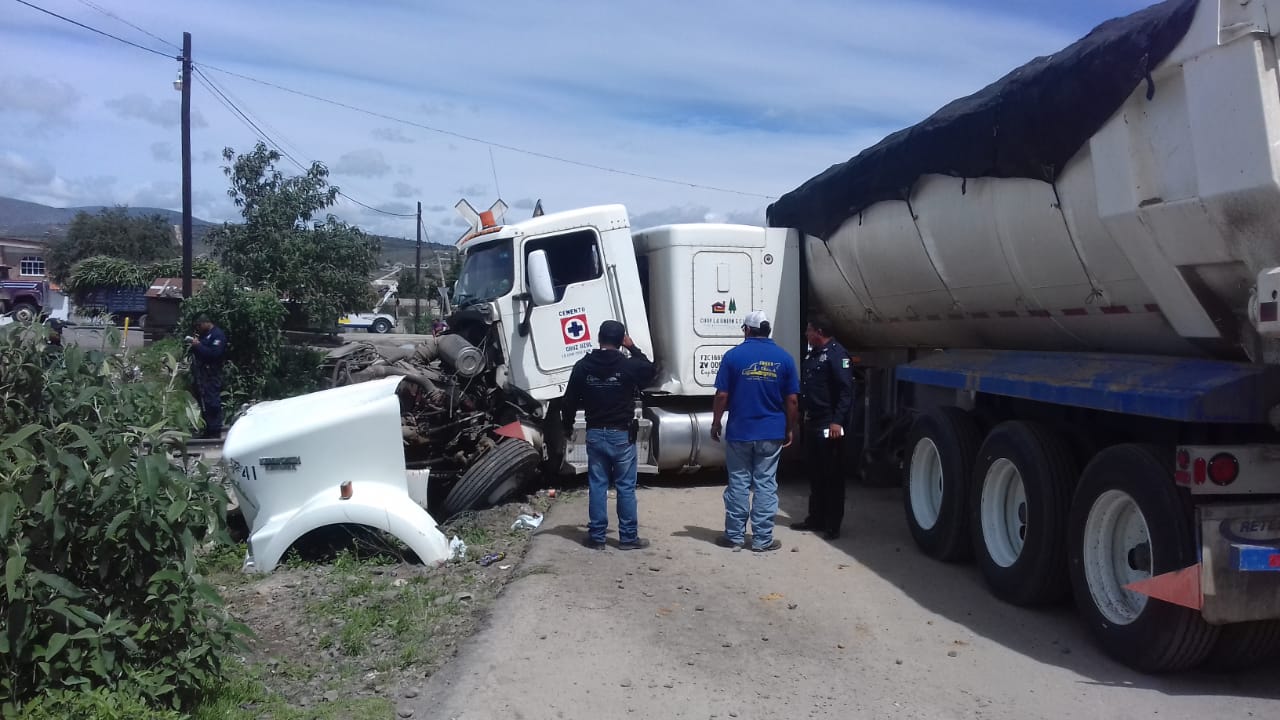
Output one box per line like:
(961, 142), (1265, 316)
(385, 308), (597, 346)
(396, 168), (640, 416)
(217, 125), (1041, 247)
(180, 32), (193, 298)
(414, 201), (422, 330)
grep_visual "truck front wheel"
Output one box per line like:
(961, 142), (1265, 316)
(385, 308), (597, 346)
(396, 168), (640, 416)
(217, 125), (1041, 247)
(970, 421), (1076, 606)
(441, 438), (540, 520)
(904, 407), (980, 562)
(11, 302), (38, 323)
(1067, 444), (1218, 672)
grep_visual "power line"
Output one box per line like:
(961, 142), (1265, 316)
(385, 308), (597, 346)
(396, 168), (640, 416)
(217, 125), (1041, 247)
(195, 67), (416, 219)
(72, 0), (180, 51)
(195, 64), (311, 166)
(11, 0), (175, 58)
(197, 63), (779, 200)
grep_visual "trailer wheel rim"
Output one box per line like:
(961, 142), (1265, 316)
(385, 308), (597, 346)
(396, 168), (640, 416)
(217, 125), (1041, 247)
(980, 458), (1027, 567)
(1082, 489), (1151, 626)
(909, 437), (944, 531)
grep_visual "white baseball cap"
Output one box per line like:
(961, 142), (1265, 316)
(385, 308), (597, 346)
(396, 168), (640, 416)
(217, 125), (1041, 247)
(742, 310), (770, 329)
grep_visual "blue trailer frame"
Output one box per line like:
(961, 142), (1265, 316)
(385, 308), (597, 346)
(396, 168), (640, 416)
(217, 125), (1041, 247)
(894, 349), (1280, 425)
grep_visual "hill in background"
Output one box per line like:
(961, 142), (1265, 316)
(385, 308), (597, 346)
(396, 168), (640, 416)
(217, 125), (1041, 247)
(0, 195), (454, 266)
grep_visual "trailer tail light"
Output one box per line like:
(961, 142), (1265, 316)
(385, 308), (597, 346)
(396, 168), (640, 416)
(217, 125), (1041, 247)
(1193, 457), (1207, 485)
(1208, 453), (1239, 486)
(1176, 449), (1191, 469)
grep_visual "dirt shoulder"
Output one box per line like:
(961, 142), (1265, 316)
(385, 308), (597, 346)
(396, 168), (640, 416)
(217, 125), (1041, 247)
(199, 492), (560, 719)
(414, 481), (1279, 720)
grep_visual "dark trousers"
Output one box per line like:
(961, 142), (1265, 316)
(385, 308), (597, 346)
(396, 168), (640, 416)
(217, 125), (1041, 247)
(196, 375), (223, 434)
(805, 428), (845, 533)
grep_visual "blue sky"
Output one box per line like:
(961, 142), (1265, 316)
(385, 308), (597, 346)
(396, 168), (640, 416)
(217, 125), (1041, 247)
(0, 0), (1155, 240)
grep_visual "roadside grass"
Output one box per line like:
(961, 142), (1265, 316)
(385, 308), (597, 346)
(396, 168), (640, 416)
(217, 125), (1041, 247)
(308, 550), (469, 665)
(193, 665), (393, 720)
(197, 540), (247, 577)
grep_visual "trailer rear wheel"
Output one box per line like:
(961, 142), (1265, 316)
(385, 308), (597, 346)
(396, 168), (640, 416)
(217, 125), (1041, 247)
(1204, 620), (1280, 670)
(1068, 444), (1218, 672)
(442, 438), (540, 520)
(971, 421), (1075, 605)
(904, 407), (980, 561)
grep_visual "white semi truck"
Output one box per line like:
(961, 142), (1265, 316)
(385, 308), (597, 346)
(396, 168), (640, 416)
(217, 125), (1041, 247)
(226, 0), (1280, 671)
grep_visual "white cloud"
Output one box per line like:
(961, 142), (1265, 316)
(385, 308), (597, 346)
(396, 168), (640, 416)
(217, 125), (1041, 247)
(630, 205), (765, 229)
(372, 127), (415, 144)
(332, 149), (392, 178)
(104, 93), (208, 129)
(0, 151), (56, 186)
(393, 181), (420, 198)
(151, 142), (175, 162)
(0, 75), (80, 124)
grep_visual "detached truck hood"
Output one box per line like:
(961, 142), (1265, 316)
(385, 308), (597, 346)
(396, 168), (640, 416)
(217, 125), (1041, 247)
(222, 376), (450, 572)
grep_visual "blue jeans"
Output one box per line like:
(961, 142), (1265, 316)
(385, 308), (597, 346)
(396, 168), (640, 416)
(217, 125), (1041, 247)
(724, 439), (782, 549)
(586, 429), (638, 543)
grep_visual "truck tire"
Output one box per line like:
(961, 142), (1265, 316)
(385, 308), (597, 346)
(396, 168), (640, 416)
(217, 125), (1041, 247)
(970, 421), (1076, 606)
(371, 318), (392, 334)
(1204, 620), (1280, 671)
(11, 303), (38, 323)
(441, 438), (540, 519)
(904, 407), (980, 562)
(1067, 444), (1219, 672)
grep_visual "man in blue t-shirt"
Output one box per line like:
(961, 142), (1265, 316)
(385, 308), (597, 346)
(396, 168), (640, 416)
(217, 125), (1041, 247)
(710, 310), (799, 552)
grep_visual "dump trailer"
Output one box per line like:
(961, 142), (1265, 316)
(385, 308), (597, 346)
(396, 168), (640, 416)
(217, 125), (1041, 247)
(769, 0), (1280, 672)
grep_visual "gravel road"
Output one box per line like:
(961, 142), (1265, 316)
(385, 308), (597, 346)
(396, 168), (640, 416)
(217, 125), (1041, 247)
(414, 479), (1278, 720)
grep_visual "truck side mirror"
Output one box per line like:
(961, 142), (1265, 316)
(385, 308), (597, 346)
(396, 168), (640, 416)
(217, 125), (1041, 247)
(528, 250), (556, 306)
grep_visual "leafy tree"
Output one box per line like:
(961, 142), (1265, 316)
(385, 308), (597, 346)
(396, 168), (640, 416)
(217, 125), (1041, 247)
(46, 207), (177, 283)
(205, 144), (380, 327)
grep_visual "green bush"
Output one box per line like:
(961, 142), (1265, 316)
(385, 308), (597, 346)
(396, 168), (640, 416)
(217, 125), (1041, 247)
(0, 324), (247, 714)
(14, 688), (184, 720)
(176, 271), (287, 405)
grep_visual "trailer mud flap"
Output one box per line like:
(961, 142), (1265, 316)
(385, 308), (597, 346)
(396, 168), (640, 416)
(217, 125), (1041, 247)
(1199, 503), (1280, 624)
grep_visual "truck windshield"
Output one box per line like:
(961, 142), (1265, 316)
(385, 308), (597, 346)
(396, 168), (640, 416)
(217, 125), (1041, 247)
(453, 239), (514, 305)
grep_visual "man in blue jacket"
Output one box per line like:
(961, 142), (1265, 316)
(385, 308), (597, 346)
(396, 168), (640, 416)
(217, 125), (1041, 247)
(188, 314), (227, 439)
(711, 310), (799, 552)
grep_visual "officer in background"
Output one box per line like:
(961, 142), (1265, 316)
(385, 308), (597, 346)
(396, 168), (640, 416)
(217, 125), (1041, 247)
(791, 313), (855, 540)
(187, 314), (227, 439)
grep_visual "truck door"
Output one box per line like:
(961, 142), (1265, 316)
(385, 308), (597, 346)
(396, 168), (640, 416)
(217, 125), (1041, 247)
(515, 228), (616, 389)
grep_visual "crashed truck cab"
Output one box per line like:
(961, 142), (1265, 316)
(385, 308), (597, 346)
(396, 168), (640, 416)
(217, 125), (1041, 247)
(222, 377), (450, 573)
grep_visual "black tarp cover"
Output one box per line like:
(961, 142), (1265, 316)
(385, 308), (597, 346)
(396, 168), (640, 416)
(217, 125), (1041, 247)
(767, 0), (1198, 240)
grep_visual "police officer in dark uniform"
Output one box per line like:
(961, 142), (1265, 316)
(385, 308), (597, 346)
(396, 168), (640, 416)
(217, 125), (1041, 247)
(791, 313), (855, 540)
(188, 314), (227, 439)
